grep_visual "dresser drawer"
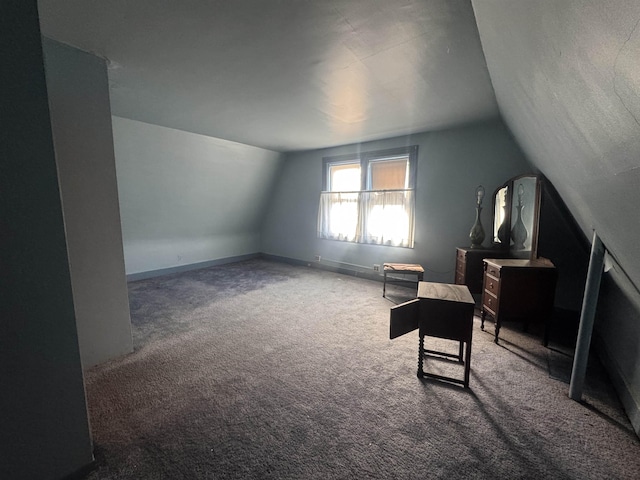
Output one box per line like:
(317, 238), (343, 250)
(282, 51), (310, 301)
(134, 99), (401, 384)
(483, 291), (498, 316)
(484, 275), (500, 296)
(485, 263), (501, 278)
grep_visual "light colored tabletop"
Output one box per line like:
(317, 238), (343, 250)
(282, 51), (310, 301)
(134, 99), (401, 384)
(483, 258), (555, 269)
(417, 282), (474, 305)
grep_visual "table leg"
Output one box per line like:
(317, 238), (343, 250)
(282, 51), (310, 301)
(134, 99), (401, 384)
(464, 340), (472, 388)
(417, 335), (424, 378)
(383, 271), (387, 297)
(458, 341), (464, 362)
(543, 319), (550, 347)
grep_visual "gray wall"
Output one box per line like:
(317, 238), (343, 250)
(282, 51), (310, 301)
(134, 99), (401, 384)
(0, 2), (93, 478)
(596, 272), (640, 431)
(262, 119), (532, 281)
(112, 117), (283, 275)
(43, 38), (133, 368)
(472, 0), (640, 433)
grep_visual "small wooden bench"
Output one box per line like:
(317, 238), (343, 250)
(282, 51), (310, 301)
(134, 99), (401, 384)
(383, 263), (424, 297)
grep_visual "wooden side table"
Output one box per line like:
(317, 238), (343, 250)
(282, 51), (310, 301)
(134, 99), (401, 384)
(390, 282), (475, 388)
(481, 258), (557, 345)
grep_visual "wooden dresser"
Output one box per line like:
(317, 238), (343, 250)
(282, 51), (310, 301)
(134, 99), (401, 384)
(455, 247), (508, 294)
(481, 258), (557, 345)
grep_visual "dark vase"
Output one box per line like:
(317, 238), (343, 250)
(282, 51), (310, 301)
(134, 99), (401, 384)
(469, 206), (485, 248)
(497, 206), (509, 245)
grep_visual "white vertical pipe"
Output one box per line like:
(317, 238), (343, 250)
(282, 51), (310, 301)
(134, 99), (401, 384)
(569, 231), (605, 401)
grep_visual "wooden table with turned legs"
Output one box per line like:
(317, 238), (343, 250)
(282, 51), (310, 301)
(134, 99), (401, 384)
(390, 282), (475, 388)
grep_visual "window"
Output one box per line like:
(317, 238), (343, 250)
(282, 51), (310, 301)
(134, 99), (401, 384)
(318, 146), (418, 248)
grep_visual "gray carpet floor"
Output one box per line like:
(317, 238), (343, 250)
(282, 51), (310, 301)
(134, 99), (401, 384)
(83, 259), (640, 479)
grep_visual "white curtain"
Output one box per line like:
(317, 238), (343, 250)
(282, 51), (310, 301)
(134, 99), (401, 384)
(317, 192), (359, 242)
(318, 190), (415, 248)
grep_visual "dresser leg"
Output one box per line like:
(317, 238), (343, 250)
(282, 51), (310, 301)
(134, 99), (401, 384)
(494, 320), (501, 344)
(417, 335), (424, 378)
(481, 310), (486, 330)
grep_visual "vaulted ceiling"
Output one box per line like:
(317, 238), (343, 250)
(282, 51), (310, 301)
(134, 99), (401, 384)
(38, 0), (640, 289)
(37, 0), (498, 152)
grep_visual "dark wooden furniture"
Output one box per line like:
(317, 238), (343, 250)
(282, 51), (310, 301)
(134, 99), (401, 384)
(382, 263), (424, 297)
(481, 258), (557, 345)
(455, 247), (509, 294)
(456, 174), (544, 295)
(390, 282), (475, 388)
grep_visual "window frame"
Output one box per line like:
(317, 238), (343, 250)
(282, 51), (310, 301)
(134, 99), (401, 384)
(322, 145), (418, 193)
(318, 145), (419, 248)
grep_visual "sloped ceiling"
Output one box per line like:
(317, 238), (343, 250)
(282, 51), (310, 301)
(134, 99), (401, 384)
(472, 0), (640, 289)
(37, 0), (498, 152)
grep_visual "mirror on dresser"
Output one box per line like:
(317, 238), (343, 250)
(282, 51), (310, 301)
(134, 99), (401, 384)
(492, 174), (542, 258)
(455, 174), (542, 294)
